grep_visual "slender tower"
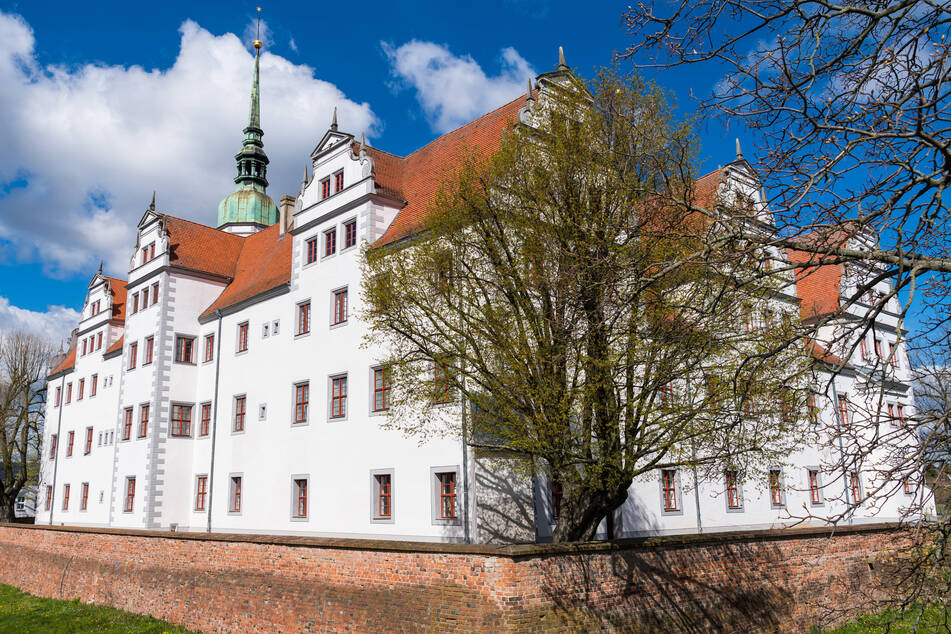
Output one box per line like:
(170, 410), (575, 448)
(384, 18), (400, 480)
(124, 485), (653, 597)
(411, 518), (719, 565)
(217, 8), (278, 235)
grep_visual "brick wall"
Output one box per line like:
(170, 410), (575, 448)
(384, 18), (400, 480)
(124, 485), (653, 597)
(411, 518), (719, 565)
(0, 522), (905, 632)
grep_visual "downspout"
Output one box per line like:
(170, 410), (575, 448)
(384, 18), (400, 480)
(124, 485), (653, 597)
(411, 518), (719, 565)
(829, 378), (853, 525)
(49, 375), (66, 525)
(687, 376), (703, 534)
(460, 388), (471, 544)
(206, 310), (224, 532)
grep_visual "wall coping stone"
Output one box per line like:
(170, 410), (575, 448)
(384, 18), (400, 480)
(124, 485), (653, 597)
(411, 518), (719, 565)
(0, 521), (906, 560)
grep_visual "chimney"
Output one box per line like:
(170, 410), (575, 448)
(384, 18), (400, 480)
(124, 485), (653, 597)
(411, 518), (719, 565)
(278, 195), (296, 237)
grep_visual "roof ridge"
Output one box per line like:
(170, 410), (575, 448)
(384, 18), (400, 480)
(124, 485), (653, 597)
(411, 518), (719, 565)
(164, 213), (245, 239)
(404, 94), (525, 160)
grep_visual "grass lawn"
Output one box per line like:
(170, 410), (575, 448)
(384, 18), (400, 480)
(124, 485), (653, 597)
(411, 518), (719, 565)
(0, 584), (196, 633)
(818, 603), (949, 633)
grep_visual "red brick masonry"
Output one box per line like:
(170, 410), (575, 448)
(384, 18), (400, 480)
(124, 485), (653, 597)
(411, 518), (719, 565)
(0, 522), (905, 632)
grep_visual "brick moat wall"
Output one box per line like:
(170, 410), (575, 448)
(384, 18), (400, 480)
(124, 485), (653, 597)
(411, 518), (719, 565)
(0, 522), (906, 632)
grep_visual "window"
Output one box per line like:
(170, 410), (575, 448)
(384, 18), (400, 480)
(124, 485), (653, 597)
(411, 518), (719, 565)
(849, 471), (862, 503)
(433, 361), (452, 403)
(344, 218), (357, 249)
(874, 338), (883, 358)
(808, 469), (822, 504)
(437, 472), (456, 519)
(292, 382), (309, 424)
(84, 427), (93, 455)
(91, 374), (97, 397)
(128, 343), (137, 370)
(897, 404), (906, 426)
(151, 282), (159, 305)
(372, 368), (390, 412)
(49, 434), (57, 459)
(320, 178), (330, 199)
(122, 408), (133, 440)
(82, 339), (87, 356)
(45, 485), (52, 511)
(175, 336), (194, 363)
(903, 477), (913, 495)
(329, 375), (347, 419)
(55, 386), (61, 407)
(78, 378), (85, 400)
(324, 228), (336, 257)
(132, 293), (139, 314)
(80, 483), (89, 511)
(141, 289), (148, 309)
(171, 404), (192, 437)
(237, 322), (249, 353)
(837, 394), (849, 425)
(96, 332), (102, 350)
(769, 469), (784, 507)
(887, 403), (896, 426)
(807, 393), (818, 425)
(138, 403), (149, 438)
(293, 478), (308, 518)
(262, 322), (269, 338)
(659, 383), (672, 408)
(888, 342), (899, 367)
(233, 396), (246, 432)
(229, 476), (242, 513)
(204, 334), (214, 362)
(661, 470), (678, 511)
(726, 471), (742, 509)
(195, 475), (208, 511)
(375, 473), (392, 519)
(297, 301), (311, 335)
(552, 481), (563, 519)
(860, 338), (870, 360)
(66, 383), (72, 404)
(124, 477), (135, 512)
(332, 288), (348, 325)
(334, 170), (344, 193)
(200, 402), (211, 437)
(144, 336), (154, 365)
(272, 320), (279, 335)
(91, 300), (100, 315)
(306, 237), (319, 264)
(66, 431), (74, 457)
(62, 484), (70, 510)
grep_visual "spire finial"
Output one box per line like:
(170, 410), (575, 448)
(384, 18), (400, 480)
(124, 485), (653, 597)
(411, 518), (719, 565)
(97, 260), (102, 276)
(735, 138), (744, 161)
(253, 7), (263, 50)
(331, 106), (338, 131)
(526, 78), (535, 103)
(302, 164), (309, 187)
(149, 191), (155, 211)
(360, 132), (367, 158)
(558, 46), (568, 71)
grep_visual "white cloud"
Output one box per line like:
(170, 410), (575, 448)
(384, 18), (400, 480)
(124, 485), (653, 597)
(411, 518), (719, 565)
(383, 40), (534, 134)
(289, 37), (298, 53)
(0, 11), (377, 278)
(0, 296), (79, 347)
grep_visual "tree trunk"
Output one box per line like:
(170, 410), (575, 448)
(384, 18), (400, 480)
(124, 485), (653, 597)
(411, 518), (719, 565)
(0, 501), (15, 523)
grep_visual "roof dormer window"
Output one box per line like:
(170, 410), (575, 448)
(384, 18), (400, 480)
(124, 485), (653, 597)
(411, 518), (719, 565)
(141, 242), (155, 265)
(321, 178), (331, 200)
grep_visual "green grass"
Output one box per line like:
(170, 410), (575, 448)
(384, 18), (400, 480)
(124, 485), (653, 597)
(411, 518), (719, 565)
(817, 603), (949, 633)
(0, 584), (196, 633)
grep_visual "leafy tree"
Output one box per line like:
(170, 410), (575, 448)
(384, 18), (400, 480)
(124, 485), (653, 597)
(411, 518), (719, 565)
(363, 69), (811, 541)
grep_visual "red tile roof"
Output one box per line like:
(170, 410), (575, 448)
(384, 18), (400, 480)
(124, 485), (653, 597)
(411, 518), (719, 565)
(200, 223), (292, 319)
(49, 346), (76, 376)
(693, 168), (723, 211)
(165, 215), (245, 279)
(104, 335), (124, 357)
(105, 276), (127, 322)
(806, 339), (847, 367)
(786, 230), (847, 320)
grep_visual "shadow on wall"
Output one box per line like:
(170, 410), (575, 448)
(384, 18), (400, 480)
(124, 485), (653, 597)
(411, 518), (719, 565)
(617, 492), (661, 538)
(474, 450), (536, 545)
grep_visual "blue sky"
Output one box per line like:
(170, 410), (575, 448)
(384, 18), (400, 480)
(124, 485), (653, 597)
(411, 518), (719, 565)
(0, 1), (748, 345)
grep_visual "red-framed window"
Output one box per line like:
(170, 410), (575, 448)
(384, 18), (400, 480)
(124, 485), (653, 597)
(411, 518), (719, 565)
(84, 427), (93, 454)
(96, 332), (102, 350)
(726, 471), (741, 509)
(132, 293), (139, 314)
(138, 403), (149, 438)
(80, 483), (89, 511)
(237, 323), (248, 353)
(49, 434), (57, 459)
(332, 289), (347, 325)
(552, 481), (563, 519)
(66, 383), (72, 403)
(330, 376), (347, 419)
(62, 484), (70, 510)
(807, 393), (818, 425)
(324, 229), (337, 257)
(376, 474), (392, 518)
(334, 171), (344, 193)
(769, 470), (784, 506)
(144, 336), (154, 365)
(91, 300), (100, 315)
(903, 477), (913, 495)
(808, 470), (821, 504)
(306, 238), (319, 264)
(78, 378), (84, 400)
(66, 431), (74, 457)
(152, 282), (159, 305)
(294, 383), (309, 424)
(171, 404), (192, 436)
(203, 334), (214, 362)
(344, 219), (357, 249)
(837, 394), (849, 425)
(128, 343), (137, 370)
(294, 479), (308, 518)
(55, 386), (61, 407)
(661, 470), (678, 511)
(297, 302), (311, 335)
(82, 339), (87, 356)
(124, 477), (135, 512)
(45, 485), (52, 511)
(122, 408), (133, 440)
(888, 342), (899, 367)
(433, 361), (452, 403)
(230, 476), (242, 512)
(437, 472), (456, 519)
(897, 404), (906, 426)
(90, 374), (97, 397)
(659, 383), (672, 407)
(234, 396), (246, 432)
(849, 471), (862, 503)
(860, 338), (869, 359)
(373, 368), (390, 412)
(141, 289), (148, 309)
(887, 403), (896, 425)
(321, 178), (330, 199)
(175, 336), (194, 363)
(195, 475), (208, 511)
(200, 403), (211, 437)
(874, 338), (883, 358)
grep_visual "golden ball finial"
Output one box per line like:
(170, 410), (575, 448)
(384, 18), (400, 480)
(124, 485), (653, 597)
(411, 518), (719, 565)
(254, 39), (262, 49)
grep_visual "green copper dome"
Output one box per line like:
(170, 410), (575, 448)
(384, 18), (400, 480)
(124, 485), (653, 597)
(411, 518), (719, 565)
(217, 45), (278, 230)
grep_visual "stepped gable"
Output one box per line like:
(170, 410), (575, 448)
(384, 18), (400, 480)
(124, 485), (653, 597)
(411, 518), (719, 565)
(49, 346), (76, 377)
(787, 229), (846, 320)
(164, 215), (245, 279)
(200, 222), (292, 319)
(376, 95), (526, 245)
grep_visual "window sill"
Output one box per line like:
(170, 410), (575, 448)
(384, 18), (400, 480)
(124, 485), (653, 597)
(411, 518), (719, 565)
(294, 331), (311, 339)
(371, 516), (395, 525)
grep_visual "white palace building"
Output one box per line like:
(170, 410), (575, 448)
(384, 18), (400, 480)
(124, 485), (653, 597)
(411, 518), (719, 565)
(36, 45), (931, 543)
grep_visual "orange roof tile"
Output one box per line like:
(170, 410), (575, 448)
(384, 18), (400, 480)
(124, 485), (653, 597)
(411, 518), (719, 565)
(806, 339), (847, 367)
(164, 215), (245, 279)
(200, 223), (292, 319)
(49, 346), (76, 377)
(105, 276), (127, 322)
(786, 230), (847, 320)
(693, 168), (723, 210)
(104, 335), (124, 357)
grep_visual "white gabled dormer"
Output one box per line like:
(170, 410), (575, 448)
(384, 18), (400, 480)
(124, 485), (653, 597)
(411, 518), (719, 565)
(129, 196), (170, 284)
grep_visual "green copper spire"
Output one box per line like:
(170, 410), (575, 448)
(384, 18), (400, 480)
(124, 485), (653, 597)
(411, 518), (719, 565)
(217, 28), (278, 233)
